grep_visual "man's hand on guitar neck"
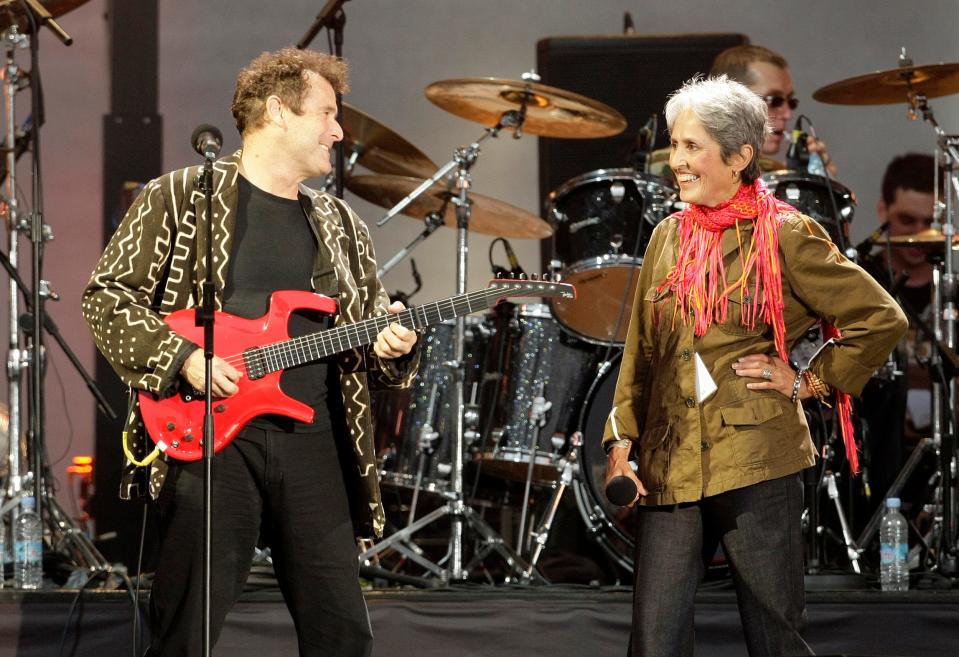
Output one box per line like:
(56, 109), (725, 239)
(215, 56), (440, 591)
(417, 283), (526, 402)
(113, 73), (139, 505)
(373, 301), (418, 360)
(180, 349), (242, 398)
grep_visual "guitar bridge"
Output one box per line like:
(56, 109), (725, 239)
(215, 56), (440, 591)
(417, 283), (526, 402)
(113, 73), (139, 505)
(243, 347), (266, 380)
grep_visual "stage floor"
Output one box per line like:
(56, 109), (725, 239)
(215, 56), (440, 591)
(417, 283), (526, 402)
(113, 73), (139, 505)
(0, 585), (955, 656)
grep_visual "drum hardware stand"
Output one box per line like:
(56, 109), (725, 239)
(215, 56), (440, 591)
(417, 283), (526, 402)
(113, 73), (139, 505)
(0, 18), (114, 582)
(376, 210), (445, 278)
(406, 382), (441, 526)
(820, 471), (861, 574)
(886, 46), (959, 574)
(362, 98), (541, 583)
(515, 381), (551, 556)
(523, 431), (582, 579)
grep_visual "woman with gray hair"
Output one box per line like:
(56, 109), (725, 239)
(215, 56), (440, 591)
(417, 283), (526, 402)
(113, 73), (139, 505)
(602, 76), (906, 656)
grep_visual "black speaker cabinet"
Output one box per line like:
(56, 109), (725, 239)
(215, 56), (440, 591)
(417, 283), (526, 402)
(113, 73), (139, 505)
(536, 32), (749, 204)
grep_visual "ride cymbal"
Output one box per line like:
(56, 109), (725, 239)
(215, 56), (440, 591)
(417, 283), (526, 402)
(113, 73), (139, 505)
(346, 174), (552, 239)
(813, 63), (959, 105)
(425, 77), (627, 139)
(341, 103), (437, 179)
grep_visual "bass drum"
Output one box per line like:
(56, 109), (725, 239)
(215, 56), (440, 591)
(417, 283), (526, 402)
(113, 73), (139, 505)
(571, 352), (638, 572)
(546, 169), (676, 346)
(762, 170), (856, 245)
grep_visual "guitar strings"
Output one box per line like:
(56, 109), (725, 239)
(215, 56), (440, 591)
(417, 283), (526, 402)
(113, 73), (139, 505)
(211, 286), (535, 375)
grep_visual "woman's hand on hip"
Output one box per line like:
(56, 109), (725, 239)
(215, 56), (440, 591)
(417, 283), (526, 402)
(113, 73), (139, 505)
(732, 353), (811, 400)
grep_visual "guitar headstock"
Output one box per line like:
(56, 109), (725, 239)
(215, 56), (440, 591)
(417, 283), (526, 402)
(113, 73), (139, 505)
(487, 275), (576, 301)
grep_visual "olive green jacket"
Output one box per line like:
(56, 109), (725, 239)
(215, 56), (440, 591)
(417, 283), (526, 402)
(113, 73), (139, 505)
(82, 152), (418, 538)
(602, 212), (908, 506)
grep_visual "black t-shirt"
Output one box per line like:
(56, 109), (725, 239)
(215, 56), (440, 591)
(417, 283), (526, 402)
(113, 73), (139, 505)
(223, 176), (336, 433)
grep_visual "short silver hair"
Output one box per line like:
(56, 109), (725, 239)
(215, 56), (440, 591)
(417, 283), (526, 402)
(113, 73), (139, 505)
(664, 75), (770, 183)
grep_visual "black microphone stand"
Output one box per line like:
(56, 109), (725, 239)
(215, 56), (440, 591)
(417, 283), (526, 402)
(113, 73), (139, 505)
(195, 148), (217, 657)
(296, 0), (349, 199)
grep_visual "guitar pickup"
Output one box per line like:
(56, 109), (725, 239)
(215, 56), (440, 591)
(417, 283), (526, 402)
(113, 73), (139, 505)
(244, 347), (266, 380)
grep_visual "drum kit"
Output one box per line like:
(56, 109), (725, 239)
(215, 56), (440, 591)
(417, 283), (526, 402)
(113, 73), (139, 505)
(346, 50), (959, 584)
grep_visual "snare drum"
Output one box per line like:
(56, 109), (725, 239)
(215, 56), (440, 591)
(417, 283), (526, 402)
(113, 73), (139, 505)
(762, 170), (856, 244)
(546, 169), (677, 345)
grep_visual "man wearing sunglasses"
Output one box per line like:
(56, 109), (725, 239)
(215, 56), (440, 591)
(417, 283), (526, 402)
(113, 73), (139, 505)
(648, 44), (839, 179)
(710, 44), (838, 177)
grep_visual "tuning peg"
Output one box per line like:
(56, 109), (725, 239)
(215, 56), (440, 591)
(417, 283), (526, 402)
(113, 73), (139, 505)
(531, 273), (539, 281)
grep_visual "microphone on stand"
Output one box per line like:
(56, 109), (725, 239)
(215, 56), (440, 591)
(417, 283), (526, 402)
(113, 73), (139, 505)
(630, 114), (658, 171)
(191, 124), (223, 160)
(785, 117), (808, 171)
(848, 222), (890, 260)
(502, 239), (526, 278)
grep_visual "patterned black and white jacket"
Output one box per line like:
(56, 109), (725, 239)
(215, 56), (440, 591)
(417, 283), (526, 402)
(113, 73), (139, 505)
(82, 151), (419, 538)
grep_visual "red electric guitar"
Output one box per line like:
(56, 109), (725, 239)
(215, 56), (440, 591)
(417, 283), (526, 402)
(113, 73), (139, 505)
(138, 278), (575, 461)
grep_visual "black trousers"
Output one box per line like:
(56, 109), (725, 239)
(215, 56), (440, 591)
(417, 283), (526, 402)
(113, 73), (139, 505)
(629, 474), (813, 657)
(146, 426), (372, 657)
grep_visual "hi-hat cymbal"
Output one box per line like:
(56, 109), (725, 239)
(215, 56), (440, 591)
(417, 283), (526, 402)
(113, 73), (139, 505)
(0, 0), (89, 30)
(346, 174), (553, 239)
(884, 228), (959, 247)
(425, 77), (627, 139)
(813, 63), (959, 105)
(341, 103), (438, 178)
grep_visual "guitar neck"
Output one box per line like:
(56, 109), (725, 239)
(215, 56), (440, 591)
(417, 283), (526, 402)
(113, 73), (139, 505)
(245, 288), (505, 378)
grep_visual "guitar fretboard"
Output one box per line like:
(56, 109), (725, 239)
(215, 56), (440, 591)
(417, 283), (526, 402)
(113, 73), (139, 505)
(243, 284), (559, 378)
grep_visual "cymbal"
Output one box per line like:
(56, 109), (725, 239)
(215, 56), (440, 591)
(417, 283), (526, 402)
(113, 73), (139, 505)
(346, 174), (553, 239)
(813, 63), (959, 105)
(341, 103), (438, 179)
(424, 77), (627, 139)
(0, 0), (89, 30)
(884, 228), (959, 247)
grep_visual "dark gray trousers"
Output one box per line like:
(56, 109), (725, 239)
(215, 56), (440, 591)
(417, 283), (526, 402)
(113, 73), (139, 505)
(147, 426), (372, 657)
(629, 474), (813, 657)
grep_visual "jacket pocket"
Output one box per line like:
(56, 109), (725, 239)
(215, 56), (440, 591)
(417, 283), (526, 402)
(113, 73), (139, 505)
(720, 396), (788, 466)
(716, 294), (768, 338)
(636, 422), (671, 492)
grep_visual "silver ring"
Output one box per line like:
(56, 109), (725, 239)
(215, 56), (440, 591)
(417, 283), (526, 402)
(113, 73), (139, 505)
(761, 367), (773, 381)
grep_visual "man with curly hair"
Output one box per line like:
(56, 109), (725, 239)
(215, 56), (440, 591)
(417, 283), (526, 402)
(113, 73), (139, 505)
(83, 48), (419, 657)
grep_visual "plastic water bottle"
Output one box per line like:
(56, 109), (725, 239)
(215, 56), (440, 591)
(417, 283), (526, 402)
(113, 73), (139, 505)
(14, 497), (42, 590)
(879, 497), (908, 592)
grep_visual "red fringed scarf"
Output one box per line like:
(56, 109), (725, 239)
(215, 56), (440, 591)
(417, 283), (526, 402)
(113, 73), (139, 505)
(657, 178), (859, 474)
(657, 178), (791, 361)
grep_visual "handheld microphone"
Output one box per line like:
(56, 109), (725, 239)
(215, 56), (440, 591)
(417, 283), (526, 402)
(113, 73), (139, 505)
(605, 476), (638, 506)
(502, 239), (525, 277)
(191, 124), (223, 159)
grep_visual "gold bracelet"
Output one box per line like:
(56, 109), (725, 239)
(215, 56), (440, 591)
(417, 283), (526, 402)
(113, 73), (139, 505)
(802, 370), (832, 406)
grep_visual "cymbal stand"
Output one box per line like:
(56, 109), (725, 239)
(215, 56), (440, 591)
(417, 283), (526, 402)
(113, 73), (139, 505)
(376, 210), (445, 278)
(1, 25), (29, 549)
(0, 18), (111, 580)
(524, 432), (582, 579)
(907, 83), (959, 573)
(361, 107), (541, 583)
